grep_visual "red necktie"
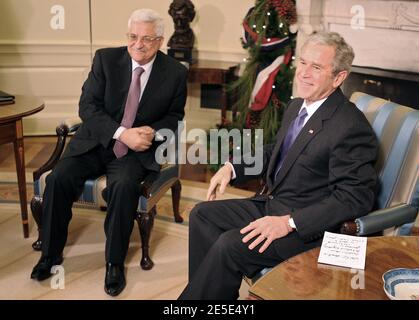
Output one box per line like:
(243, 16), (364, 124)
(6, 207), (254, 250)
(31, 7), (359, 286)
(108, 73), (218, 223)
(113, 67), (145, 158)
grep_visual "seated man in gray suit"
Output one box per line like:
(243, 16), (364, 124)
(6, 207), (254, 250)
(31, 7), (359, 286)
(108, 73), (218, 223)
(179, 32), (378, 300)
(30, 8), (188, 296)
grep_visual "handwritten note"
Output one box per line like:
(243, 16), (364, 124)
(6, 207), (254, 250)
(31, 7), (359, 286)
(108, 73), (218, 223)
(318, 232), (367, 270)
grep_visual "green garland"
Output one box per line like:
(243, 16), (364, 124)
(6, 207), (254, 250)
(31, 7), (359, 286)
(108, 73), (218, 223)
(209, 0), (297, 172)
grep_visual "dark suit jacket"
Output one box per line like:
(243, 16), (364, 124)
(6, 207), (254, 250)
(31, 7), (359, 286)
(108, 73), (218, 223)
(63, 47), (188, 171)
(233, 88), (378, 243)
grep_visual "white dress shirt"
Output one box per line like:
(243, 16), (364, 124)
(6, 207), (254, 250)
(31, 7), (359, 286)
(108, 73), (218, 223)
(113, 55), (157, 140)
(227, 97), (327, 179)
(299, 97), (327, 126)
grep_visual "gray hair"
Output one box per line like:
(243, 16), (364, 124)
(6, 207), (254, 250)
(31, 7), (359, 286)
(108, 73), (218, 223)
(128, 9), (164, 37)
(302, 32), (355, 75)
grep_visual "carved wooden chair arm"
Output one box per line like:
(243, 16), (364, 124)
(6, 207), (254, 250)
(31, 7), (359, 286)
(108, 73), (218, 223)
(33, 117), (82, 181)
(340, 220), (358, 235)
(140, 171), (160, 198)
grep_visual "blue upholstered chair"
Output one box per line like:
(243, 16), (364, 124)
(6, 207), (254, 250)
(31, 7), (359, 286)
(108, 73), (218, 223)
(339, 92), (418, 237)
(250, 91), (419, 284)
(30, 117), (183, 270)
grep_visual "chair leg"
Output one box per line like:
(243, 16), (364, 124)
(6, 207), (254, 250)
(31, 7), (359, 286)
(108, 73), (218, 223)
(136, 206), (156, 270)
(30, 196), (43, 251)
(171, 179), (183, 223)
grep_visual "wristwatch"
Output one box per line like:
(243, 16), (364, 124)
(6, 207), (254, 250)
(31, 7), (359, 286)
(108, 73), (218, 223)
(288, 217), (296, 230)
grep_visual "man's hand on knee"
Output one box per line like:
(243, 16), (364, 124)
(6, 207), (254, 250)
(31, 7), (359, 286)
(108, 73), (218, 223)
(240, 215), (293, 253)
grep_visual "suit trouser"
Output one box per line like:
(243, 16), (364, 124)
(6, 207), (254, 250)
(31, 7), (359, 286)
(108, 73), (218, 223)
(41, 145), (148, 264)
(178, 198), (322, 300)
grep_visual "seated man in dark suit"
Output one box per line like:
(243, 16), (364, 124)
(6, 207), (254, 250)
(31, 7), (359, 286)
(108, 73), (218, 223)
(179, 32), (378, 300)
(30, 8), (188, 296)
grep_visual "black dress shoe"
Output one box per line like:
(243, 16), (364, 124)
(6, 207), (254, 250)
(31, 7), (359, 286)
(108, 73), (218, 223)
(30, 254), (63, 281)
(104, 263), (126, 297)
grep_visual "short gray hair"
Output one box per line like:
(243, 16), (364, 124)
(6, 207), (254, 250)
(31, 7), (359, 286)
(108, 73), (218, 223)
(302, 32), (355, 75)
(128, 9), (164, 37)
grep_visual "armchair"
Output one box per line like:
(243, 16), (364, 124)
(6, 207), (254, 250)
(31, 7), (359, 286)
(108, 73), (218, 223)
(249, 91), (418, 285)
(30, 117), (183, 270)
(340, 92), (418, 236)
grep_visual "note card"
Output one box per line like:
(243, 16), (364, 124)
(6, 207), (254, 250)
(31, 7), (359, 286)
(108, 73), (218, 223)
(318, 232), (367, 270)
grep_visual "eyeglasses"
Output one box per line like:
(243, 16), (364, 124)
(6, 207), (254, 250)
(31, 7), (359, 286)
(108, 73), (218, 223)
(126, 33), (162, 44)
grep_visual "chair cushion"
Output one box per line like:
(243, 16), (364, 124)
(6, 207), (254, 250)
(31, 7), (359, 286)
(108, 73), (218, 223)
(34, 171), (108, 208)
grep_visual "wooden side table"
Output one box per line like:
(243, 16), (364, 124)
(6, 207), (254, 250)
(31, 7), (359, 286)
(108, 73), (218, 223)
(249, 236), (419, 300)
(188, 60), (238, 125)
(0, 95), (44, 238)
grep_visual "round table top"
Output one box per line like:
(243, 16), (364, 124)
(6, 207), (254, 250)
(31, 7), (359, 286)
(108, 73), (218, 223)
(249, 236), (419, 300)
(0, 95), (45, 123)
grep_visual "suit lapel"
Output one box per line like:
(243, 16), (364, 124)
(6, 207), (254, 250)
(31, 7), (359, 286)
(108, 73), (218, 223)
(271, 89), (345, 189)
(116, 49), (132, 119)
(138, 51), (167, 111)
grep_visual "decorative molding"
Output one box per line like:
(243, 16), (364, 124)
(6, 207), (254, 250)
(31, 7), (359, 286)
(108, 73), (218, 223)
(321, 0), (419, 31)
(192, 49), (247, 63)
(389, 2), (419, 30)
(0, 66), (86, 135)
(91, 43), (247, 63)
(22, 98), (80, 135)
(0, 42), (91, 68)
(0, 40), (91, 46)
(296, 0), (324, 36)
